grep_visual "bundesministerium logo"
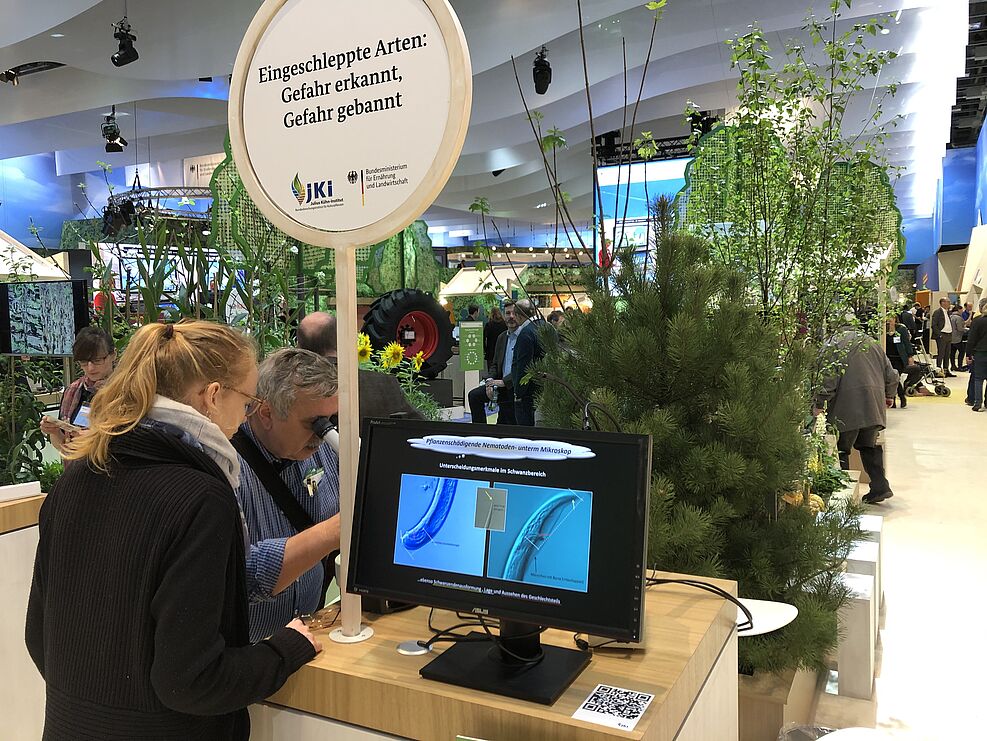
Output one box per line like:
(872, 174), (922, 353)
(347, 170), (359, 184)
(291, 173), (333, 205)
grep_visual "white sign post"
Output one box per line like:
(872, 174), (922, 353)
(229, 0), (471, 643)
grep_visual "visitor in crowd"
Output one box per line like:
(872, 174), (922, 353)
(885, 316), (926, 407)
(40, 326), (116, 454)
(297, 311), (422, 423)
(816, 319), (899, 504)
(931, 297), (955, 376)
(512, 298), (546, 426)
(965, 298), (987, 411)
(547, 310), (565, 329)
(484, 305), (508, 368)
(950, 305), (967, 372)
(898, 303), (917, 337)
(962, 302), (974, 323)
(914, 302), (930, 353)
(231, 348), (342, 643)
(26, 320), (320, 740)
(468, 301), (518, 425)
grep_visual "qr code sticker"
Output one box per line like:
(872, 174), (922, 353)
(572, 683), (655, 731)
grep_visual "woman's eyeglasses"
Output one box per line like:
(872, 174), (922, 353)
(77, 355), (111, 368)
(223, 386), (264, 417)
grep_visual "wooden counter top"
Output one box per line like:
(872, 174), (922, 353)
(267, 573), (737, 740)
(0, 495), (45, 536)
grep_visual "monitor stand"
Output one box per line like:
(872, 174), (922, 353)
(419, 620), (590, 705)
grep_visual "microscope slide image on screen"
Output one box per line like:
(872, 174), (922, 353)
(393, 475), (593, 593)
(6, 281), (77, 355)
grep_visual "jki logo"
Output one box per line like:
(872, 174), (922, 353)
(292, 173), (333, 205)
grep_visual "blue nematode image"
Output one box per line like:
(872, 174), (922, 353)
(502, 491), (581, 581)
(400, 478), (459, 550)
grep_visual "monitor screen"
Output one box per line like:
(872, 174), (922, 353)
(348, 419), (651, 643)
(0, 280), (90, 356)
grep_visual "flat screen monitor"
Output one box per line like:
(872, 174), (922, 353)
(348, 418), (651, 704)
(0, 280), (90, 356)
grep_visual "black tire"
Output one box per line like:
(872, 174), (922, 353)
(362, 288), (453, 378)
(904, 386), (917, 397)
(942, 386), (951, 398)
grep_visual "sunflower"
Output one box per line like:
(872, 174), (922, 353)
(357, 343), (373, 364)
(382, 341), (405, 367)
(411, 351), (425, 373)
(357, 332), (372, 350)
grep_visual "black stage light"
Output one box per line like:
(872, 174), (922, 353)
(594, 130), (621, 160)
(492, 169), (505, 177)
(533, 46), (551, 95)
(111, 18), (139, 67)
(0, 69), (18, 85)
(101, 105), (128, 152)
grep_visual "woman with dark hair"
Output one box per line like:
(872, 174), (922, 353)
(26, 320), (320, 740)
(484, 305), (507, 368)
(40, 326), (116, 452)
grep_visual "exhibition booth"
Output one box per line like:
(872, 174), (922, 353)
(0, 0), (976, 738)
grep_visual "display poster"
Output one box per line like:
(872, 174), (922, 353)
(458, 321), (483, 371)
(229, 0), (471, 248)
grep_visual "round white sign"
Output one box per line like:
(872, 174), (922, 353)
(229, 0), (471, 249)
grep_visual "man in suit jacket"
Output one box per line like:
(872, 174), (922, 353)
(468, 302), (518, 424)
(511, 298), (545, 426)
(930, 298), (956, 377)
(297, 312), (424, 424)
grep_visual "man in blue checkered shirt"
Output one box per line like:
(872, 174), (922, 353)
(235, 349), (342, 642)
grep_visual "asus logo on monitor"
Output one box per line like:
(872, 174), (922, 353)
(471, 607), (489, 615)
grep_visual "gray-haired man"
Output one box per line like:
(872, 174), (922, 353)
(965, 298), (987, 411)
(233, 348), (342, 642)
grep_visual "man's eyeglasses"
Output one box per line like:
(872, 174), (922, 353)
(223, 386), (264, 417)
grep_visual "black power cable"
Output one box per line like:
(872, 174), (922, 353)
(647, 576), (754, 633)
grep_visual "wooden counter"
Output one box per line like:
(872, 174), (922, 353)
(260, 573), (738, 740)
(0, 494), (45, 536)
(0, 493), (46, 740)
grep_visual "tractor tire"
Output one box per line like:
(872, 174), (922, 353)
(362, 288), (453, 378)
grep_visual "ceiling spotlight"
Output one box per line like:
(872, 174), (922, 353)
(111, 17), (139, 67)
(101, 105), (128, 152)
(533, 46), (551, 95)
(492, 169), (505, 177)
(0, 69), (18, 86)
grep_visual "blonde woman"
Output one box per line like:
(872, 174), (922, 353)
(26, 320), (321, 741)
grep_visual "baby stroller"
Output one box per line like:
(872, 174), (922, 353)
(905, 345), (950, 397)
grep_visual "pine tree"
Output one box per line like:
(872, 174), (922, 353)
(534, 201), (862, 673)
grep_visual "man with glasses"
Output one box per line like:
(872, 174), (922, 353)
(232, 348), (343, 642)
(40, 326), (116, 453)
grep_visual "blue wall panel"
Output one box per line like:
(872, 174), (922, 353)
(942, 147), (977, 246)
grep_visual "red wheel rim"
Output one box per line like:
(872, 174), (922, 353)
(396, 310), (439, 359)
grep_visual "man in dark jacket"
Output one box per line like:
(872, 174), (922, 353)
(931, 297), (956, 376)
(816, 325), (900, 504)
(468, 301), (518, 424)
(511, 298), (545, 426)
(965, 298), (987, 411)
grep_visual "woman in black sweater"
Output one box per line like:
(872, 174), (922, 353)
(26, 320), (321, 740)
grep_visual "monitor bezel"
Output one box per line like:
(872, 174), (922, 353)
(347, 417), (652, 643)
(0, 279), (91, 357)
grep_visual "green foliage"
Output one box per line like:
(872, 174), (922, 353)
(679, 0), (903, 358)
(364, 221), (442, 295)
(39, 460), (64, 493)
(0, 357), (62, 485)
(534, 231), (861, 673)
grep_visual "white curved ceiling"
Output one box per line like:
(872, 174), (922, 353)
(0, 0), (968, 243)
